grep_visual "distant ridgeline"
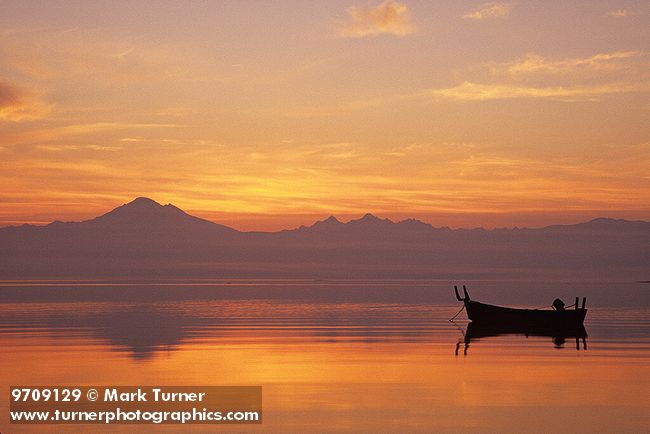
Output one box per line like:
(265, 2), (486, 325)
(1, 197), (649, 280)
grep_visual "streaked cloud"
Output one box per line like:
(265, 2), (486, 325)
(339, 1), (415, 38)
(280, 50), (650, 111)
(607, 9), (632, 17)
(1, 27), (199, 85)
(0, 81), (50, 121)
(428, 50), (650, 102)
(3, 135), (650, 229)
(0, 122), (187, 148)
(505, 51), (645, 75)
(426, 81), (648, 102)
(463, 2), (512, 20)
(35, 144), (122, 152)
(1, 2), (649, 229)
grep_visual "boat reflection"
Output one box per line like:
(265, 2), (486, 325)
(455, 322), (588, 356)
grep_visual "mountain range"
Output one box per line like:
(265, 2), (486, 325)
(1, 197), (648, 280)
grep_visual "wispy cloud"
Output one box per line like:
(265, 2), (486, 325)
(35, 144), (122, 152)
(281, 50), (650, 112)
(607, 9), (632, 17)
(339, 1), (415, 38)
(426, 50), (650, 102)
(0, 81), (51, 121)
(425, 81), (647, 102)
(463, 2), (512, 20)
(1, 27), (195, 85)
(0, 122), (187, 148)
(505, 51), (646, 75)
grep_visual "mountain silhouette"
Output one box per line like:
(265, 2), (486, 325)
(296, 215), (344, 232)
(92, 196), (194, 225)
(295, 213), (434, 239)
(1, 197), (649, 280)
(48, 197), (237, 237)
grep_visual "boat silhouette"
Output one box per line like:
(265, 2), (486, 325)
(453, 285), (588, 354)
(454, 285), (587, 326)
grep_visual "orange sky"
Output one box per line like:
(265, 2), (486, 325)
(1, 1), (649, 231)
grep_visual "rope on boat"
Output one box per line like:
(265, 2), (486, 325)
(533, 302), (577, 310)
(448, 304), (465, 322)
(449, 299), (580, 320)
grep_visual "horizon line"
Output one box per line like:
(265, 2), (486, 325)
(1, 196), (648, 234)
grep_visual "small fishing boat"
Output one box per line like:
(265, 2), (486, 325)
(454, 285), (587, 326)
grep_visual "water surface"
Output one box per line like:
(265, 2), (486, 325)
(1, 280), (649, 433)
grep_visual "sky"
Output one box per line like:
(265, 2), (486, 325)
(1, 0), (649, 231)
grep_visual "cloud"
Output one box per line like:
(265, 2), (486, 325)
(34, 144), (121, 152)
(426, 81), (648, 102)
(607, 9), (632, 17)
(425, 50), (650, 102)
(339, 1), (415, 38)
(0, 81), (50, 121)
(463, 2), (512, 20)
(1, 27), (196, 85)
(284, 50), (650, 113)
(505, 51), (645, 75)
(1, 122), (188, 148)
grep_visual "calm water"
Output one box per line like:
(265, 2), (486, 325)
(1, 280), (649, 433)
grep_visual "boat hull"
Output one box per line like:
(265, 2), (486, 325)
(465, 300), (587, 326)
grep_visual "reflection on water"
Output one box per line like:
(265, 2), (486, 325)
(455, 322), (589, 356)
(1, 281), (650, 433)
(0, 300), (449, 359)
